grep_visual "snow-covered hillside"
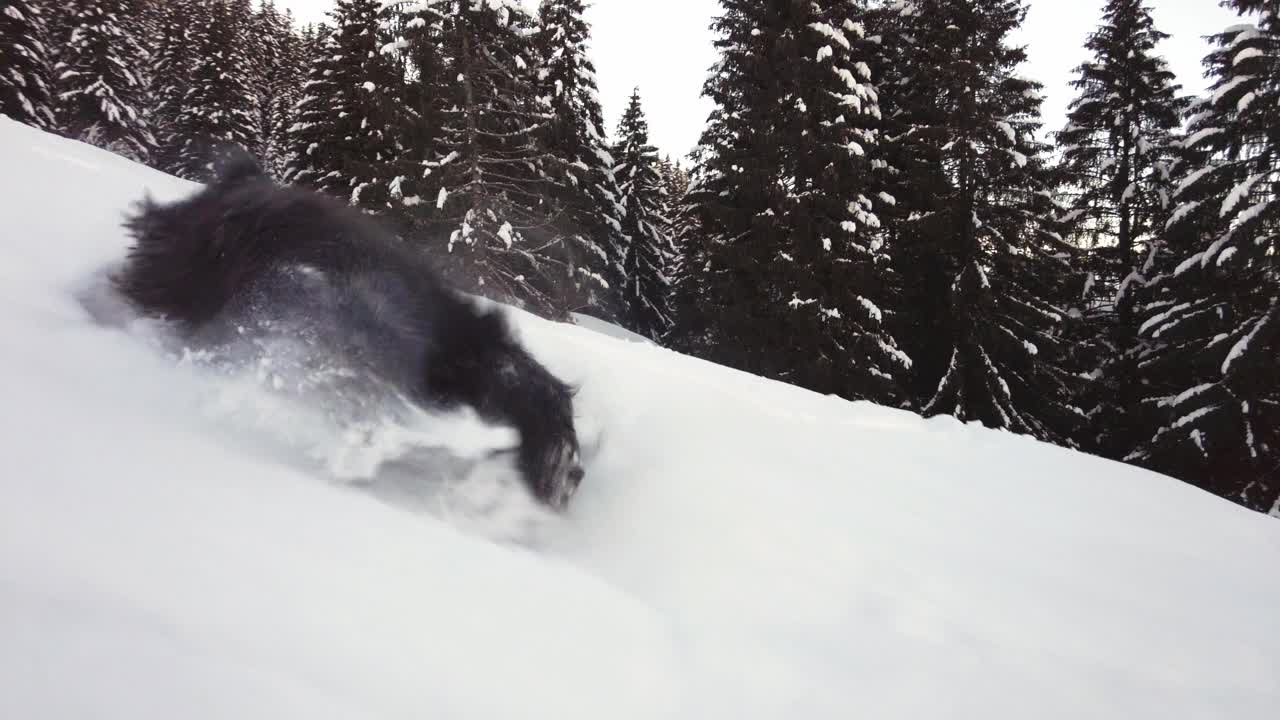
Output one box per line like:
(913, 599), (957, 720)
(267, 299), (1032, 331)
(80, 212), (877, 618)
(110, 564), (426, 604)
(1, 117), (1277, 719)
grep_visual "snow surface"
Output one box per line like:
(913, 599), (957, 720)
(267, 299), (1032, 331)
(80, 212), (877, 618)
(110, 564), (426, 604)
(571, 312), (656, 345)
(2, 118), (1279, 719)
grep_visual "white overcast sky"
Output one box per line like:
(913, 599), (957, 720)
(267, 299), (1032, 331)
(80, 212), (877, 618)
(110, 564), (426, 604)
(275, 0), (1244, 159)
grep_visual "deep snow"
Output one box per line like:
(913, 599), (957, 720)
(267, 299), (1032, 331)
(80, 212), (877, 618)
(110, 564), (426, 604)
(1, 117), (1278, 719)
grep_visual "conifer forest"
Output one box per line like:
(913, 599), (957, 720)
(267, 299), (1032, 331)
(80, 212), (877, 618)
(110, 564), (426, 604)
(2, 0), (1277, 516)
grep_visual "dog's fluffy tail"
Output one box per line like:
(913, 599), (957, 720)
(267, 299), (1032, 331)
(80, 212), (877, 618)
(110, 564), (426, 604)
(210, 143), (267, 188)
(113, 145), (272, 331)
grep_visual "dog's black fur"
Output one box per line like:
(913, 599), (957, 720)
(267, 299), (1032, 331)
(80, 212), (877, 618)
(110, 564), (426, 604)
(113, 148), (584, 509)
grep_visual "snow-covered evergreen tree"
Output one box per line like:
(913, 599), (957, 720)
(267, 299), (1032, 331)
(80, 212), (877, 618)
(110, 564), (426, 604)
(534, 0), (628, 321)
(378, 0), (445, 210)
(664, 155), (710, 348)
(1055, 0), (1189, 459)
(253, 1), (303, 178)
(298, 20), (332, 65)
(386, 0), (591, 318)
(0, 0), (58, 131)
(54, 0), (157, 162)
(784, 1), (909, 402)
(1131, 1), (1279, 514)
(149, 0), (197, 174)
(285, 0), (401, 208)
(657, 156), (691, 221)
(671, 0), (907, 403)
(612, 89), (676, 340)
(873, 0), (1085, 442)
(666, 0), (781, 366)
(656, 154), (693, 314)
(170, 0), (260, 180)
(1058, 0), (1186, 289)
(41, 0), (72, 65)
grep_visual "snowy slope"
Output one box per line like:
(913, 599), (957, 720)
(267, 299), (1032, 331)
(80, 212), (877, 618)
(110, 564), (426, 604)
(1, 117), (1278, 719)
(571, 311), (656, 345)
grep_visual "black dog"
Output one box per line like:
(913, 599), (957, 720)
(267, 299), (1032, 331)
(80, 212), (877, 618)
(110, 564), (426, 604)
(113, 149), (585, 509)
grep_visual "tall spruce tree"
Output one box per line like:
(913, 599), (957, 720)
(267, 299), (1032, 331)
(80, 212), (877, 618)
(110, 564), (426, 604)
(534, 0), (628, 320)
(873, 0), (1084, 441)
(285, 0), (402, 208)
(225, 0), (270, 158)
(149, 0), (197, 174)
(171, 0), (260, 180)
(253, 2), (303, 178)
(42, 0), (73, 67)
(0, 0), (58, 131)
(665, 156), (709, 348)
(612, 89), (676, 340)
(387, 1), (592, 318)
(1058, 0), (1186, 287)
(54, 0), (157, 162)
(658, 156), (691, 221)
(378, 0), (445, 213)
(1131, 1), (1279, 515)
(667, 0), (782, 366)
(672, 0), (908, 403)
(1055, 0), (1189, 459)
(657, 154), (693, 319)
(299, 21), (333, 66)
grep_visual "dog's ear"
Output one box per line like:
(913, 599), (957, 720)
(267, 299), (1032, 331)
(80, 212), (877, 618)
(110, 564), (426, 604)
(211, 144), (267, 188)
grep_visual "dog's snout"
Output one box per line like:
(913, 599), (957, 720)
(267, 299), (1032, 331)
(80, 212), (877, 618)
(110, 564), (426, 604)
(568, 465), (585, 486)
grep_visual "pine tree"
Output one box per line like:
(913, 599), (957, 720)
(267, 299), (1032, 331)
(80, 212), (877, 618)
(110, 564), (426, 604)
(1054, 0), (1189, 458)
(0, 0), (58, 131)
(1058, 0), (1186, 288)
(873, 0), (1085, 441)
(42, 0), (73, 66)
(1131, 1), (1279, 514)
(667, 1), (776, 366)
(534, 0), (628, 321)
(285, 0), (401, 208)
(378, 1), (445, 212)
(657, 156), (691, 220)
(298, 21), (332, 64)
(387, 0), (592, 318)
(664, 148), (709, 342)
(673, 0), (907, 403)
(612, 89), (676, 340)
(657, 154), (693, 315)
(170, 0), (260, 180)
(778, 1), (909, 402)
(54, 0), (157, 162)
(253, 2), (303, 178)
(227, 0), (269, 155)
(149, 0), (197, 174)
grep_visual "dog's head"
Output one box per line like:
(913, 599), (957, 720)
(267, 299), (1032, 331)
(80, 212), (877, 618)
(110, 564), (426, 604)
(487, 347), (583, 511)
(427, 305), (585, 511)
(514, 368), (584, 511)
